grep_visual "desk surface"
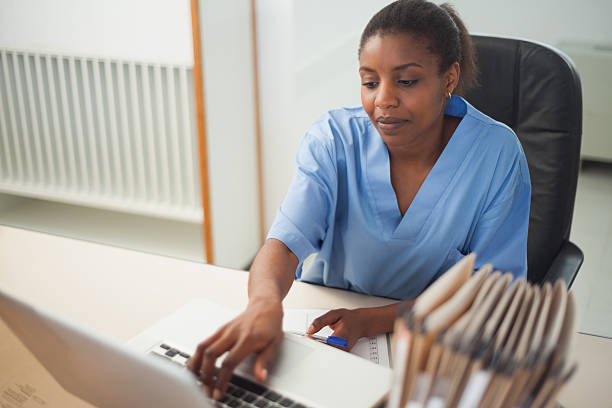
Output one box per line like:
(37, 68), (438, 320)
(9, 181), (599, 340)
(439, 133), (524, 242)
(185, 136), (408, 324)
(0, 225), (610, 407)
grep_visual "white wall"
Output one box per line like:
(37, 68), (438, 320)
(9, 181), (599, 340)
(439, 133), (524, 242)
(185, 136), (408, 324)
(254, 0), (296, 241)
(198, 0), (260, 268)
(256, 0), (612, 230)
(0, 0), (193, 65)
(456, 0), (612, 46)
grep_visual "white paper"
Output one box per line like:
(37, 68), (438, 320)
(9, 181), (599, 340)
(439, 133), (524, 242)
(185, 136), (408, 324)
(283, 308), (390, 367)
(387, 330), (411, 408)
(456, 370), (491, 408)
(1, 320), (92, 408)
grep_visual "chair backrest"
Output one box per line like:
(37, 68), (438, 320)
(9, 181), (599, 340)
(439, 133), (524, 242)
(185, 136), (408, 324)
(464, 35), (582, 284)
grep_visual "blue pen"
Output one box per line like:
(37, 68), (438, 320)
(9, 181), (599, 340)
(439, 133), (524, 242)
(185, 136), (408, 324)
(290, 332), (349, 348)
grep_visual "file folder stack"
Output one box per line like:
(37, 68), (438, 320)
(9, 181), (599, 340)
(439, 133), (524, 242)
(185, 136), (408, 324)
(387, 254), (577, 408)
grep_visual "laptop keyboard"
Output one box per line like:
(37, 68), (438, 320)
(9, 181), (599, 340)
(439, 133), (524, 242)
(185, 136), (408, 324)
(149, 341), (310, 408)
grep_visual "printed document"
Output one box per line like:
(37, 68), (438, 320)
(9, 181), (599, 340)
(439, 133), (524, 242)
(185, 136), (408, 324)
(283, 308), (391, 367)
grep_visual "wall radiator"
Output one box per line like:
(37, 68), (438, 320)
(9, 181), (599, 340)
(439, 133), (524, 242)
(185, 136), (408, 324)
(0, 49), (202, 222)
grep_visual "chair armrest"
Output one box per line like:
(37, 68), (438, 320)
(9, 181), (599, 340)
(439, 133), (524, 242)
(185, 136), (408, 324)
(541, 240), (584, 288)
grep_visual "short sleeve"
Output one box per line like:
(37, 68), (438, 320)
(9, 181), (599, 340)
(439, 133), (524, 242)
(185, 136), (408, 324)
(266, 131), (337, 268)
(468, 146), (531, 279)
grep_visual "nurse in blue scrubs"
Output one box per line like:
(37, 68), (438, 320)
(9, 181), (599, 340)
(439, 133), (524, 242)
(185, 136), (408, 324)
(188, 0), (531, 399)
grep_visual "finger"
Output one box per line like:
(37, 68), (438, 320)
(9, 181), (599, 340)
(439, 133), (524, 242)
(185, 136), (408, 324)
(212, 337), (255, 400)
(254, 335), (282, 382)
(187, 326), (226, 374)
(199, 331), (236, 392)
(307, 309), (343, 334)
(330, 327), (352, 351)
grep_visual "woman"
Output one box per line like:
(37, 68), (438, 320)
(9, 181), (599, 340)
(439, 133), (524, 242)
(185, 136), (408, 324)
(188, 0), (531, 400)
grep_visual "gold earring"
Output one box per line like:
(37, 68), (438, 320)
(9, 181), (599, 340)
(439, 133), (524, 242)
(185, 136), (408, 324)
(448, 91), (452, 99)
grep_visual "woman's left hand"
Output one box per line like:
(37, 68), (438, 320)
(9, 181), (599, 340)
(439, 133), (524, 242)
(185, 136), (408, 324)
(305, 308), (368, 350)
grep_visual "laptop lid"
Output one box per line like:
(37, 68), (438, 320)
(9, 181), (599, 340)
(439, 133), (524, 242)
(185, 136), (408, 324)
(0, 287), (212, 408)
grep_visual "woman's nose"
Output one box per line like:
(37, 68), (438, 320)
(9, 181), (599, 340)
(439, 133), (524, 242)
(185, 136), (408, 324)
(375, 83), (399, 109)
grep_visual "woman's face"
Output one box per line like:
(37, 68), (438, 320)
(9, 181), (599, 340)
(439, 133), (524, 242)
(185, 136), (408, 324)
(359, 33), (458, 149)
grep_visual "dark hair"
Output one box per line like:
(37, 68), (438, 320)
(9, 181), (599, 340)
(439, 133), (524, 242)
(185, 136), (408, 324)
(358, 0), (477, 95)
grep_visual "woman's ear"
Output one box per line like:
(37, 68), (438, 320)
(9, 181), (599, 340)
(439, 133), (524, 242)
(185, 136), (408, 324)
(444, 62), (460, 95)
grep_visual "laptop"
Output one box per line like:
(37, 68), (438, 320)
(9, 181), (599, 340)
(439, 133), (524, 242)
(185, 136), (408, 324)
(0, 287), (391, 408)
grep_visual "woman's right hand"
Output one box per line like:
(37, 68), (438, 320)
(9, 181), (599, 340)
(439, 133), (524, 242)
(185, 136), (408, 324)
(186, 297), (284, 401)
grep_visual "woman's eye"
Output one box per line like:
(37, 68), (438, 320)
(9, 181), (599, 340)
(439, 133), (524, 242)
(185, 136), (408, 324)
(398, 79), (418, 87)
(362, 82), (378, 89)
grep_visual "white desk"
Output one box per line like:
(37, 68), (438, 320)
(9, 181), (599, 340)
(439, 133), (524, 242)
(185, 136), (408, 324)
(0, 225), (610, 407)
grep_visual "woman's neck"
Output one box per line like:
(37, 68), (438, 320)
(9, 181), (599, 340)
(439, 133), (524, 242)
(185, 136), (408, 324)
(387, 114), (459, 169)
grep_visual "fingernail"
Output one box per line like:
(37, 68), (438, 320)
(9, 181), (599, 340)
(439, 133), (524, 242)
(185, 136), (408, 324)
(261, 368), (268, 381)
(307, 324), (314, 333)
(213, 389), (223, 400)
(203, 385), (211, 396)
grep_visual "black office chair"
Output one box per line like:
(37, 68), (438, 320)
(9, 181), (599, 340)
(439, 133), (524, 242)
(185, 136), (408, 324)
(464, 35), (584, 288)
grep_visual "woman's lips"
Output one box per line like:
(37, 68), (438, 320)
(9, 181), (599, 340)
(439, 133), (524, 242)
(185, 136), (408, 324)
(376, 116), (407, 132)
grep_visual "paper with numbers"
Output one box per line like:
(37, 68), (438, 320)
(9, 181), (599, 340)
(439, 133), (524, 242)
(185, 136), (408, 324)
(0, 320), (92, 408)
(283, 308), (390, 367)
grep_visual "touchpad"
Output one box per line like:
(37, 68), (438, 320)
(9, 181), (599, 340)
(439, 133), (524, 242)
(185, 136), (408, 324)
(268, 336), (314, 377)
(236, 336), (314, 378)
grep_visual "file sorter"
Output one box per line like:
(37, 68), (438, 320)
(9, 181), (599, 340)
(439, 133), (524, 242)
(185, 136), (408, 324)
(387, 254), (577, 408)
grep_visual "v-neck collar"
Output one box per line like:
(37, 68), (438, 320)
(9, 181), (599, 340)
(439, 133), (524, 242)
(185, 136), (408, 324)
(364, 96), (473, 241)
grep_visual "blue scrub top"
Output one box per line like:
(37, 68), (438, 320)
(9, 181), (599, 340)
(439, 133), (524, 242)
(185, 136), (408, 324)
(267, 96), (531, 300)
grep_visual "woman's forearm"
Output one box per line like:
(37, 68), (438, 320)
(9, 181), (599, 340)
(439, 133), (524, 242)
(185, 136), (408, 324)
(247, 241), (402, 339)
(247, 238), (298, 305)
(357, 303), (401, 337)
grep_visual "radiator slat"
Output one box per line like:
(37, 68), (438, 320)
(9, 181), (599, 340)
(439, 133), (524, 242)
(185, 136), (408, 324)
(141, 65), (158, 202)
(92, 60), (112, 196)
(34, 55), (57, 185)
(129, 62), (148, 200)
(23, 54), (46, 186)
(81, 59), (101, 193)
(104, 60), (124, 196)
(154, 65), (171, 204)
(116, 62), (135, 199)
(57, 56), (78, 190)
(2, 52), (23, 182)
(69, 56), (90, 190)
(46, 55), (69, 191)
(180, 67), (197, 208)
(0, 48), (201, 222)
(13, 53), (36, 183)
(167, 66), (184, 206)
(0, 51), (14, 180)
